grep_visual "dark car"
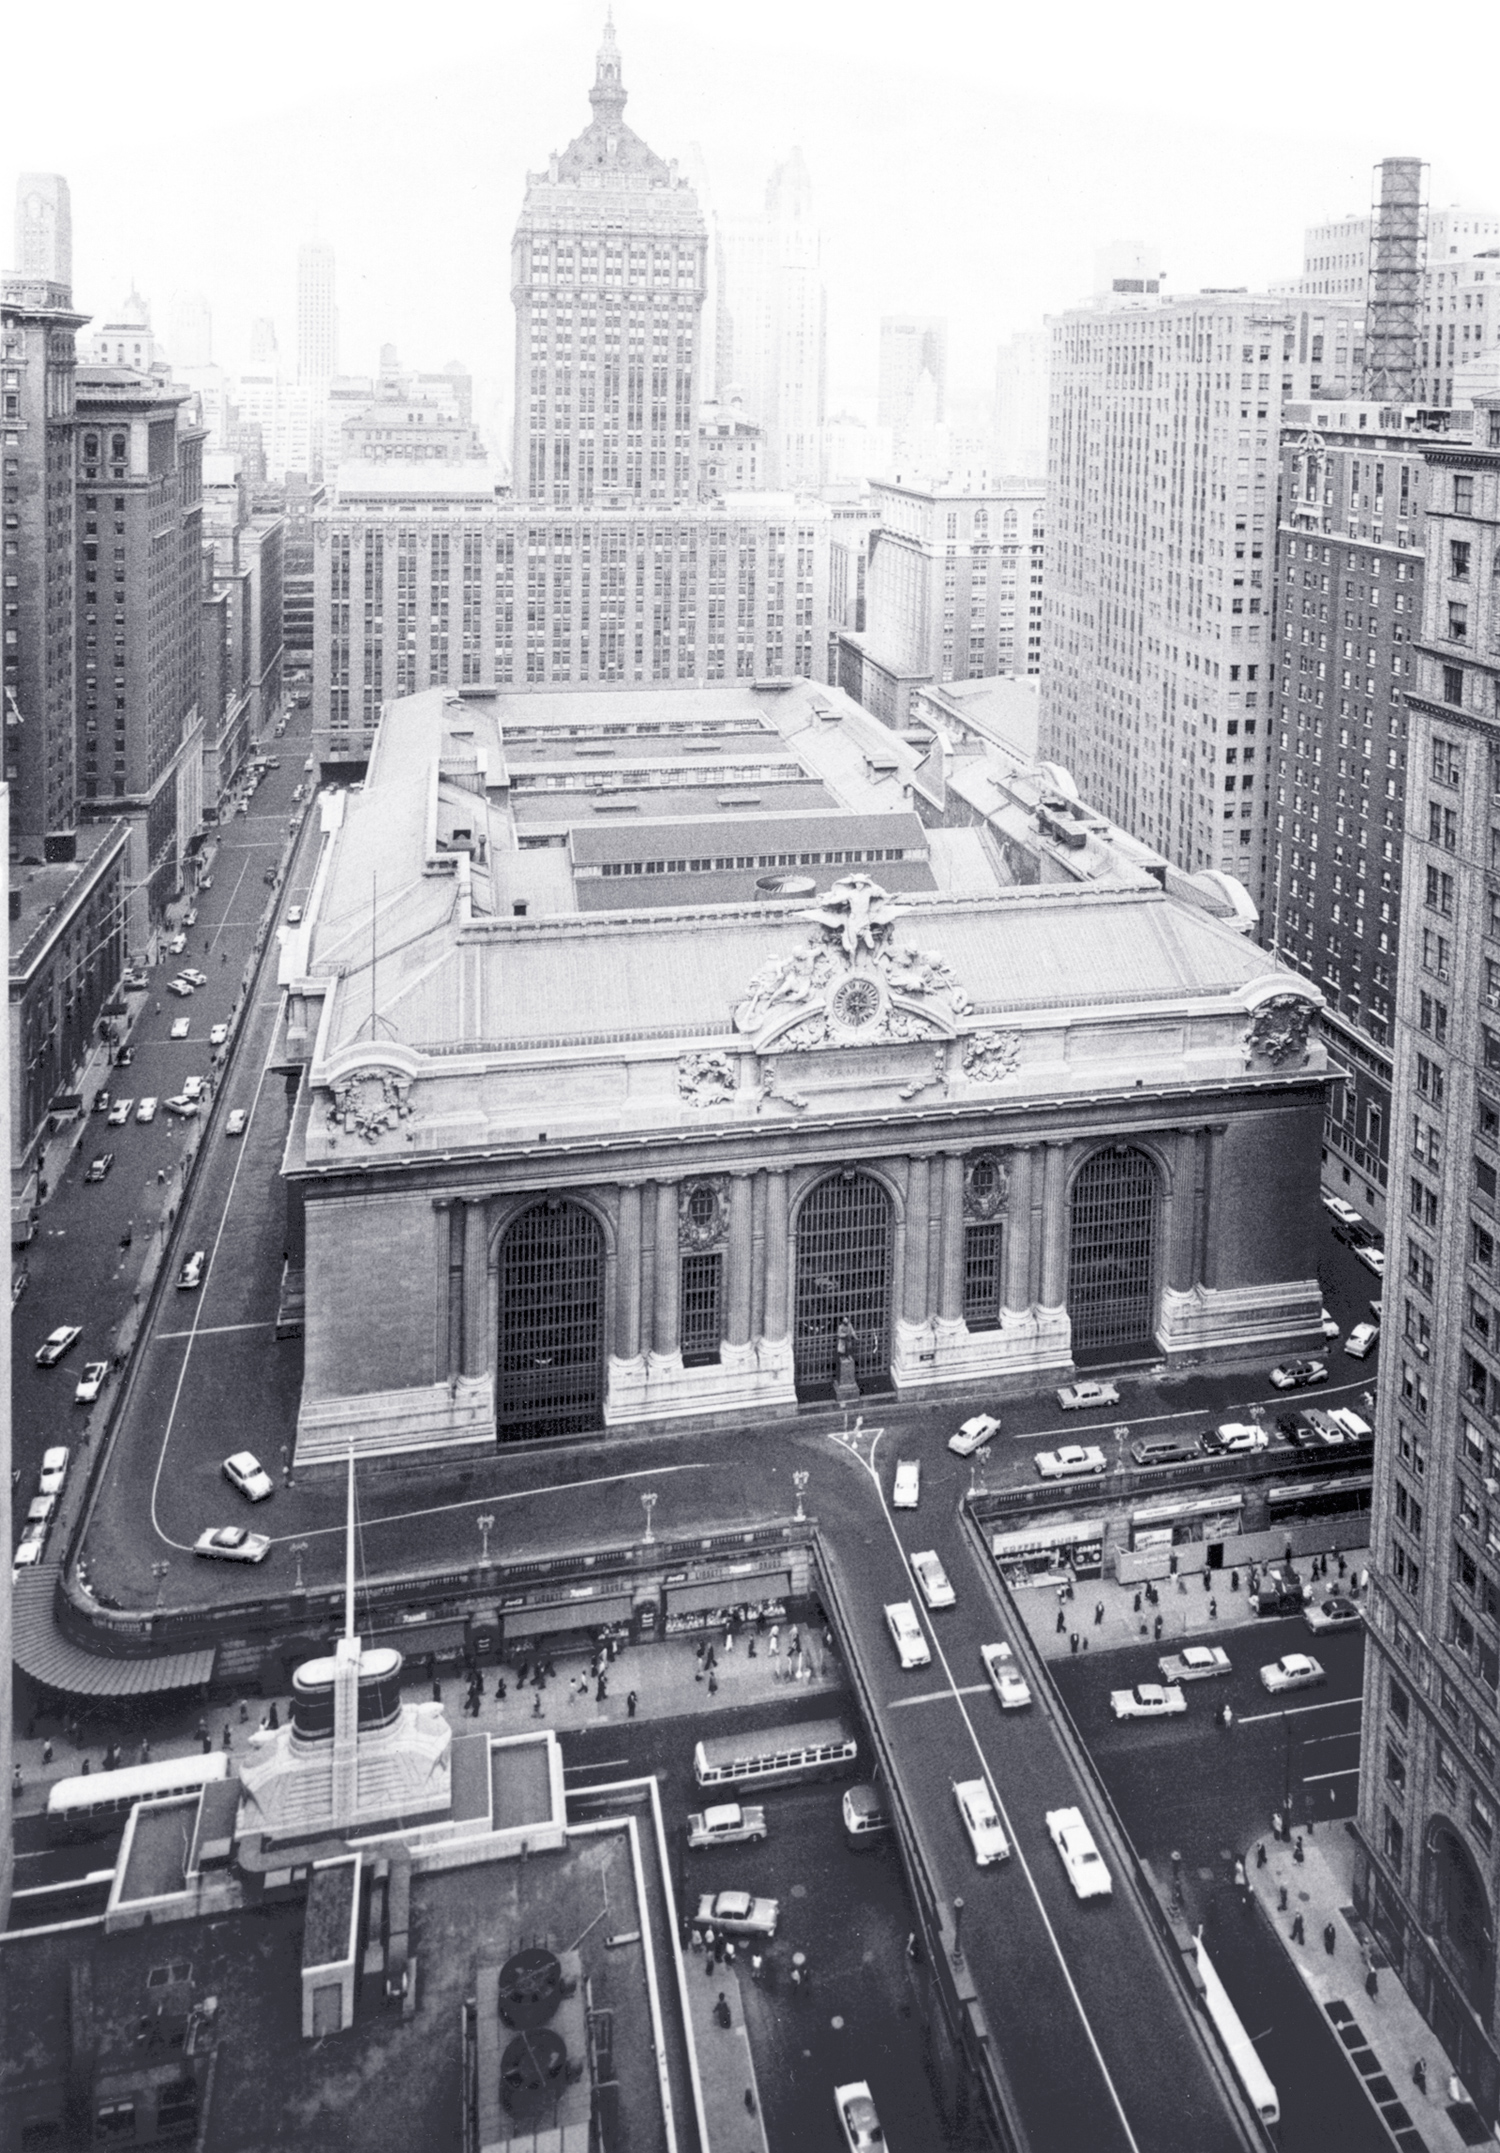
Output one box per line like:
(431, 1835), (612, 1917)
(84, 1152), (114, 1183)
(1276, 1413), (1312, 1446)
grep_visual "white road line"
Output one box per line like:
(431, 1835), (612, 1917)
(1236, 1696), (1362, 1727)
(156, 1321), (278, 1340)
(564, 1758), (632, 1774)
(273, 1459), (714, 1546)
(888, 1683), (989, 1708)
(1305, 1767), (1360, 1785)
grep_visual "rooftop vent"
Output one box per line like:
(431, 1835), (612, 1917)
(755, 874), (817, 899)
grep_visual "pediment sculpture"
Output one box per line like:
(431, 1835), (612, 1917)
(732, 876), (971, 1051)
(327, 1066), (415, 1142)
(1242, 994), (1314, 1070)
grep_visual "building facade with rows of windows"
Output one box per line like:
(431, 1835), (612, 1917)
(1354, 398), (1500, 2130)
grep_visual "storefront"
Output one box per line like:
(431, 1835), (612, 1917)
(663, 1566), (792, 1636)
(1128, 1492), (1246, 1558)
(989, 1518), (1106, 1586)
(497, 1589), (641, 1649)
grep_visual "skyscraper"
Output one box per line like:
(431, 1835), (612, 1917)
(297, 242), (337, 388)
(511, 17), (706, 506)
(13, 172), (71, 287)
(879, 316), (948, 434)
(718, 152), (826, 492)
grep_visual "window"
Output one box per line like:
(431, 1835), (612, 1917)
(1444, 665), (1465, 707)
(1450, 602), (1470, 642)
(1420, 993), (1449, 1043)
(1454, 474), (1475, 513)
(679, 1251), (723, 1366)
(1433, 736), (1462, 785)
(963, 1222), (1002, 1331)
(1388, 1675), (1410, 1731)
(1418, 1053), (1446, 1104)
(1435, 1739), (1459, 1794)
(1429, 805), (1458, 852)
(1475, 1792), (1497, 1849)
(1385, 1810), (1406, 1866)
(1385, 1744), (1407, 1794)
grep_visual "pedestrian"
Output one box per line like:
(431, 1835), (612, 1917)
(1132, 1592), (1142, 1615)
(770, 1627), (780, 1658)
(1277, 1885), (1288, 1912)
(714, 1991), (732, 2030)
(695, 1640), (706, 1665)
(1234, 1859), (1247, 1900)
(1153, 1614), (1163, 1641)
(725, 1939), (736, 1964)
(724, 1625), (734, 1655)
(1056, 1608), (1067, 1634)
(705, 1645), (717, 1673)
(627, 1690), (637, 1719)
(80, 1757), (91, 1775)
(1069, 1631), (1079, 1655)
(1294, 1835), (1305, 1865)
(1323, 1921), (1337, 1955)
(690, 1926), (704, 1954)
(705, 1952), (716, 1980)
(1177, 1575), (1187, 1595)
(1203, 1567), (1211, 1592)
(196, 1719), (208, 1744)
(432, 1679), (443, 1704)
(11, 1763), (21, 1796)
(1230, 1570), (1239, 1592)
(1255, 1842), (1267, 1869)
(517, 1661), (530, 1688)
(496, 1678), (507, 1704)
(708, 1670), (718, 1696)
(1094, 1600), (1104, 1625)
(157, 1166), (166, 1184)
(138, 1738), (151, 1765)
(747, 1635), (756, 1659)
(532, 1692), (543, 1717)
(267, 1703), (279, 1730)
(41, 1739), (52, 1766)
(744, 2090), (756, 2116)
(596, 1674), (607, 1703)
(1412, 2060), (1427, 2097)
(1222, 1704), (1234, 1730)
(1291, 1913), (1305, 1944)
(1365, 1965), (1379, 1999)
(750, 1952), (763, 1982)
(200, 1731), (211, 1754)
(1209, 1597), (1218, 1621)
(1271, 1809), (1284, 1842)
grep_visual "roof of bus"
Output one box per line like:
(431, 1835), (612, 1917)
(696, 1717), (856, 1759)
(47, 1751), (231, 1809)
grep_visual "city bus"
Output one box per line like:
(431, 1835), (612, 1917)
(1194, 1933), (1279, 2127)
(45, 1753), (231, 1842)
(693, 1716), (858, 1792)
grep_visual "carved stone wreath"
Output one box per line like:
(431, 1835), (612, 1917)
(678, 1050), (736, 1107)
(963, 1154), (1010, 1220)
(327, 1066), (414, 1143)
(679, 1178), (729, 1250)
(961, 1030), (1022, 1085)
(1243, 995), (1313, 1070)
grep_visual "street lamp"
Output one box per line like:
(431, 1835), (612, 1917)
(641, 1490), (658, 1546)
(951, 1895), (965, 1968)
(968, 1445), (991, 1499)
(477, 1512), (495, 1565)
(290, 1540), (309, 1592)
(151, 1559), (170, 1608)
(793, 1470), (809, 1522)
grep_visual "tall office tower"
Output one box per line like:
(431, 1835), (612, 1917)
(1042, 291), (1289, 883)
(1266, 404), (1436, 1233)
(1353, 396), (1500, 2118)
(993, 329), (1048, 482)
(719, 152), (827, 492)
(3, 174), (85, 857)
(511, 17), (706, 507)
(167, 291), (213, 370)
(297, 242), (337, 388)
(879, 316), (948, 437)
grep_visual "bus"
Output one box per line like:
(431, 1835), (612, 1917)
(1194, 1933), (1279, 2127)
(46, 1753), (231, 1841)
(693, 1716), (858, 1792)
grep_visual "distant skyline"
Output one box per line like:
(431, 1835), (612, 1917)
(8, 0), (1500, 415)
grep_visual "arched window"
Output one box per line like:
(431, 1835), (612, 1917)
(1068, 1146), (1160, 1352)
(793, 1172), (891, 1395)
(496, 1199), (604, 1440)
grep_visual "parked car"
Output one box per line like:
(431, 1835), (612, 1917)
(1356, 1245), (1387, 1279)
(183, 1076), (206, 1101)
(222, 1450), (273, 1501)
(225, 1109), (248, 1137)
(84, 1152), (114, 1183)
(74, 1361), (108, 1404)
(35, 1325), (82, 1366)
(835, 2082), (885, 2153)
(954, 1777), (1011, 1866)
(910, 1549), (956, 1610)
(979, 1640), (1031, 1710)
(1057, 1379), (1121, 1411)
(1268, 1358), (1327, 1389)
(1260, 1653), (1326, 1694)
(209, 1024), (228, 1047)
(1158, 1644), (1232, 1683)
(93, 1089), (111, 1115)
(1306, 1595), (1363, 1634)
(12, 1537), (46, 1578)
(1130, 1434), (1200, 1466)
(164, 1095), (199, 1119)
(27, 1493), (57, 1528)
(122, 969), (149, 990)
(1275, 1414), (1312, 1446)
(884, 1599), (931, 1670)
(1035, 1444), (1107, 1480)
(194, 1526), (271, 1564)
(686, 1802), (767, 1849)
(135, 1098), (158, 1123)
(1344, 1322), (1380, 1359)
(1110, 1682), (1187, 1721)
(948, 1412), (1001, 1457)
(892, 1458), (920, 1510)
(1046, 1806), (1112, 1899)
(38, 1446), (69, 1495)
(1319, 1307), (1340, 1339)
(165, 932), (187, 955)
(691, 1888), (780, 1940)
(107, 1098), (133, 1126)
(178, 1250), (206, 1289)
(286, 904), (304, 926)
(1303, 1406), (1372, 1445)
(1321, 1194), (1363, 1228)
(1200, 1421), (1269, 1453)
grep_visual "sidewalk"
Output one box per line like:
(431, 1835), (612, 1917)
(10, 1621), (846, 1816)
(1248, 1826), (1490, 2153)
(1011, 1543), (1372, 1661)
(683, 1959), (769, 2153)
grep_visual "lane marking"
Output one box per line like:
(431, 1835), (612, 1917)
(1236, 1696), (1362, 1727)
(888, 1683), (989, 1708)
(1305, 1767), (1360, 1785)
(274, 1459), (713, 1546)
(155, 1321), (278, 1340)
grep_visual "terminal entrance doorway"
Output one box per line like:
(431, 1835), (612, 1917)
(496, 1199), (605, 1440)
(793, 1171), (892, 1397)
(1067, 1146), (1160, 1359)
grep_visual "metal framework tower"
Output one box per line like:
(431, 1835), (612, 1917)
(1363, 157), (1425, 403)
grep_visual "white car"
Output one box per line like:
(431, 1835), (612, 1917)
(12, 1537), (45, 1578)
(180, 968), (207, 988)
(835, 2082), (885, 2153)
(1305, 1595), (1363, 1635)
(1035, 1444), (1107, 1480)
(35, 1325), (83, 1366)
(166, 978), (193, 998)
(106, 1097), (133, 1126)
(27, 1493), (57, 1528)
(210, 1024), (228, 1047)
(225, 1108), (248, 1137)
(953, 1776), (1011, 1866)
(1110, 1682), (1187, 1722)
(183, 1075), (206, 1100)
(1356, 1245), (1386, 1279)
(164, 1095), (199, 1118)
(949, 1412), (1001, 1457)
(1158, 1644), (1232, 1683)
(287, 904), (304, 926)
(1046, 1806), (1112, 1900)
(1344, 1322), (1379, 1359)
(194, 1526), (271, 1564)
(1057, 1379), (1120, 1411)
(980, 1640), (1031, 1710)
(1321, 1194), (1363, 1228)
(1203, 1421), (1269, 1453)
(686, 1803), (767, 1849)
(222, 1450), (274, 1502)
(136, 1097), (158, 1123)
(910, 1549), (955, 1610)
(885, 1599), (931, 1670)
(1260, 1652), (1326, 1694)
(1319, 1307), (1341, 1339)
(892, 1458), (920, 1510)
(178, 1250), (206, 1289)
(165, 932), (187, 955)
(169, 1016), (190, 1040)
(38, 1446), (70, 1495)
(692, 1888), (780, 1940)
(74, 1361), (108, 1404)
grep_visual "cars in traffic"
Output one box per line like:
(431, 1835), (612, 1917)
(35, 1325), (83, 1366)
(979, 1640), (1032, 1710)
(1057, 1379), (1120, 1411)
(686, 1802), (767, 1849)
(1344, 1322), (1380, 1359)
(1268, 1358), (1327, 1389)
(842, 1784), (891, 1848)
(106, 1098), (133, 1125)
(84, 1152), (114, 1182)
(1200, 1421), (1269, 1453)
(1306, 1595), (1363, 1634)
(181, 968), (207, 988)
(169, 1016), (191, 1039)
(136, 1097), (158, 1123)
(692, 1888), (780, 1940)
(910, 1549), (955, 1609)
(166, 978), (194, 999)
(74, 1362), (108, 1404)
(834, 2082), (885, 2153)
(1035, 1444), (1107, 1480)
(225, 1109), (248, 1137)
(164, 1095), (199, 1118)
(222, 1450), (273, 1502)
(1158, 1644), (1232, 1683)
(38, 1446), (70, 1495)
(194, 1526), (272, 1564)
(953, 1777), (1011, 1866)
(1110, 1682), (1187, 1721)
(892, 1459), (920, 1509)
(1046, 1806), (1112, 1899)
(177, 1250), (206, 1289)
(885, 1599), (931, 1670)
(1260, 1653), (1326, 1694)
(948, 1412), (1001, 1457)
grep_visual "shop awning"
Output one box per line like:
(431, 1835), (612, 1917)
(1132, 1492), (1244, 1526)
(501, 1593), (638, 1638)
(11, 1571), (216, 1697)
(667, 1573), (790, 1616)
(367, 1618), (490, 1661)
(990, 1520), (1106, 1559)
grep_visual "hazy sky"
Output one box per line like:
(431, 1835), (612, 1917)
(9, 0), (1500, 422)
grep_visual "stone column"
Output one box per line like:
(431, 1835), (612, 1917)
(653, 1179), (680, 1358)
(1004, 1149), (1032, 1311)
(749, 1172), (767, 1343)
(1040, 1142), (1070, 1306)
(727, 1173), (753, 1347)
(763, 1170), (790, 1340)
(937, 1153), (965, 1323)
(904, 1155), (930, 1323)
(462, 1199), (489, 1377)
(1165, 1132), (1197, 1295)
(1200, 1126), (1225, 1291)
(616, 1183), (643, 1360)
